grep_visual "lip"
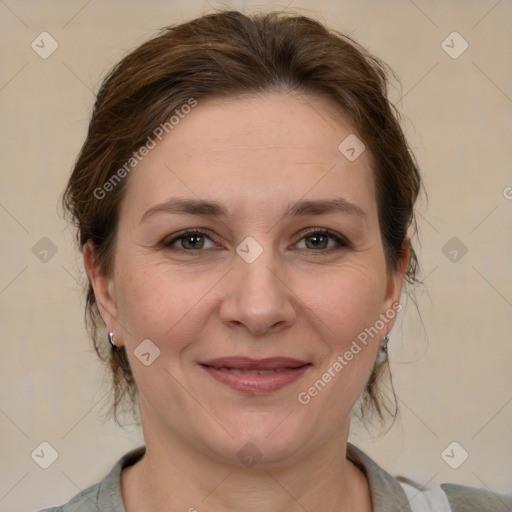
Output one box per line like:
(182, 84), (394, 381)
(199, 357), (312, 394)
(200, 356), (309, 370)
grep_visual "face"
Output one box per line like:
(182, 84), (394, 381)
(86, 92), (405, 467)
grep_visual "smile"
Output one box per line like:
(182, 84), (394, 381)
(199, 361), (312, 394)
(216, 367), (289, 375)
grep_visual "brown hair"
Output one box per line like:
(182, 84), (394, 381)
(62, 10), (422, 427)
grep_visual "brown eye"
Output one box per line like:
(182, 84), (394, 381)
(180, 234), (206, 250)
(163, 229), (217, 251)
(304, 233), (330, 250)
(295, 229), (350, 252)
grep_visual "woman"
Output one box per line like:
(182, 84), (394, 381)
(39, 10), (511, 512)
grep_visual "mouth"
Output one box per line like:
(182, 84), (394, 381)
(199, 357), (312, 394)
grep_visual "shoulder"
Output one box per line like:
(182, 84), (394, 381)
(34, 445), (146, 512)
(35, 482), (100, 512)
(347, 443), (511, 512)
(399, 476), (512, 512)
(441, 482), (512, 512)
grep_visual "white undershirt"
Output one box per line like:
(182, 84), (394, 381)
(398, 480), (452, 512)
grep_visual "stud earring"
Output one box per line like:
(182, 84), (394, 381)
(107, 330), (119, 350)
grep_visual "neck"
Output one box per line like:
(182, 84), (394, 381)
(122, 423), (372, 512)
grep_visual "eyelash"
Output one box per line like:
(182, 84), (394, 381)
(162, 228), (351, 254)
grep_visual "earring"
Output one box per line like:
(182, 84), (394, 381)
(382, 334), (389, 354)
(375, 335), (389, 364)
(107, 330), (119, 350)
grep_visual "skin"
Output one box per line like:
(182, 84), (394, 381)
(84, 92), (408, 512)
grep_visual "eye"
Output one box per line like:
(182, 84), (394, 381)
(162, 229), (219, 251)
(162, 228), (351, 253)
(293, 229), (351, 252)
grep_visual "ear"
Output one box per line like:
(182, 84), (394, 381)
(83, 240), (119, 339)
(381, 238), (410, 333)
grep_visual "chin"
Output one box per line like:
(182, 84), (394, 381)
(199, 413), (312, 469)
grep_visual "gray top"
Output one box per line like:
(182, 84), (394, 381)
(38, 443), (512, 512)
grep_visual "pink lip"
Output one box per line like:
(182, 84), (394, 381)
(200, 356), (309, 370)
(199, 357), (311, 394)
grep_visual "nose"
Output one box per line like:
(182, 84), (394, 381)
(219, 245), (297, 337)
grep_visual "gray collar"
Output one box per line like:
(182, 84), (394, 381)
(347, 442), (413, 512)
(96, 443), (412, 512)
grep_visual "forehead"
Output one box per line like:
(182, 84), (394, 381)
(120, 92), (377, 221)
(159, 92), (359, 160)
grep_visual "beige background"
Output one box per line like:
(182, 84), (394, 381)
(1, 0), (511, 510)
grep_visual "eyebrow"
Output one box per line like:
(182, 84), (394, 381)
(140, 197), (367, 223)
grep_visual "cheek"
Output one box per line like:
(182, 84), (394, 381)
(305, 263), (386, 344)
(297, 267), (385, 404)
(114, 257), (218, 349)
